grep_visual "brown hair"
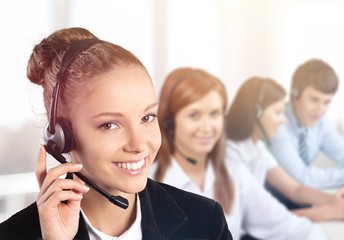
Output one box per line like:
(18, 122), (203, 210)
(27, 27), (146, 119)
(226, 77), (286, 141)
(154, 67), (234, 213)
(291, 58), (338, 99)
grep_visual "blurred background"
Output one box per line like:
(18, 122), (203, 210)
(1, 0), (344, 222)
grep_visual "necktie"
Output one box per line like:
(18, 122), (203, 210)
(298, 129), (308, 162)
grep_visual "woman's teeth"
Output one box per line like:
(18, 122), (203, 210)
(117, 159), (145, 171)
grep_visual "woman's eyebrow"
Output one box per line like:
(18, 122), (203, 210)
(92, 112), (123, 119)
(144, 102), (159, 112)
(91, 102), (158, 119)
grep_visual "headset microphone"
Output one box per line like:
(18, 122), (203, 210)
(255, 80), (272, 146)
(43, 38), (129, 209)
(175, 148), (197, 165)
(45, 143), (128, 209)
(255, 119), (271, 146)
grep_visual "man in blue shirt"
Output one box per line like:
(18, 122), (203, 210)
(269, 59), (344, 190)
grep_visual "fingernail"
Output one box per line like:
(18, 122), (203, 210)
(39, 144), (44, 154)
(75, 164), (83, 169)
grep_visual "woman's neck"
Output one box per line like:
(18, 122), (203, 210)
(174, 151), (207, 190)
(81, 190), (137, 237)
(251, 127), (261, 143)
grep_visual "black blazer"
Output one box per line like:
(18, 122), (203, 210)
(0, 178), (232, 240)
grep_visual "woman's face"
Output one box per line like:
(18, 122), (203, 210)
(174, 90), (224, 161)
(259, 99), (286, 138)
(69, 65), (161, 196)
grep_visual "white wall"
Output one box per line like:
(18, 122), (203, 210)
(1, 0), (344, 221)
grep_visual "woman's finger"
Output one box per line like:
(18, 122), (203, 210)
(39, 163), (83, 198)
(36, 145), (47, 189)
(38, 190), (84, 211)
(37, 178), (89, 204)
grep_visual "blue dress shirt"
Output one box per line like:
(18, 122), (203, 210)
(269, 103), (344, 189)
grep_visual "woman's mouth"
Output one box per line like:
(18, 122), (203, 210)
(115, 158), (145, 171)
(196, 136), (214, 145)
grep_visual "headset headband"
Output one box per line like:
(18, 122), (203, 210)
(48, 38), (103, 134)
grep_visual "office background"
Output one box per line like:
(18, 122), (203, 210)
(1, 0), (344, 221)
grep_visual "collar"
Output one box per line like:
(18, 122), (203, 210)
(286, 102), (308, 135)
(163, 158), (193, 190)
(80, 195), (142, 240)
(163, 158), (215, 197)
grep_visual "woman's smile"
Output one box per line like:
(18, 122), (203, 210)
(114, 158), (147, 175)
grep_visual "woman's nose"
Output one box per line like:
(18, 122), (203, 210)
(123, 126), (146, 153)
(199, 117), (214, 132)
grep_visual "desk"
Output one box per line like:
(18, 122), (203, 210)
(318, 221), (344, 240)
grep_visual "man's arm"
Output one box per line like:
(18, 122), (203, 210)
(269, 125), (344, 189)
(320, 117), (344, 167)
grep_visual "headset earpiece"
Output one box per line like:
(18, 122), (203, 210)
(291, 87), (300, 99)
(255, 105), (263, 119)
(164, 114), (175, 141)
(255, 81), (266, 119)
(44, 117), (74, 154)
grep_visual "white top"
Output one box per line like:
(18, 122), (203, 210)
(81, 195), (142, 240)
(226, 139), (277, 184)
(149, 158), (327, 240)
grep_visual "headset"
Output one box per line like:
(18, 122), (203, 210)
(290, 61), (307, 101)
(164, 71), (197, 141)
(255, 80), (267, 119)
(290, 86), (300, 100)
(44, 38), (103, 154)
(43, 38), (129, 209)
(163, 78), (183, 142)
(163, 72), (197, 165)
(254, 80), (272, 145)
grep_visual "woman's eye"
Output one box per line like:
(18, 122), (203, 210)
(189, 112), (199, 120)
(211, 110), (221, 117)
(100, 122), (119, 130)
(310, 97), (318, 103)
(142, 114), (157, 123)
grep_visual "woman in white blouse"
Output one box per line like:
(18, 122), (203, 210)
(225, 76), (344, 223)
(150, 67), (327, 240)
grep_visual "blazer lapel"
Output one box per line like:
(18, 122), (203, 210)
(74, 179), (188, 239)
(74, 213), (90, 240)
(139, 179), (188, 239)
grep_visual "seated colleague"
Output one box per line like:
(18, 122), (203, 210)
(268, 59), (344, 189)
(225, 76), (344, 222)
(0, 27), (232, 240)
(149, 67), (327, 240)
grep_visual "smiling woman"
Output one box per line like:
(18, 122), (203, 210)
(0, 27), (232, 240)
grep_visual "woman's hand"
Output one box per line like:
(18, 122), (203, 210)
(35, 145), (89, 240)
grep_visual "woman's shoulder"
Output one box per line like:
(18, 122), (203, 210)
(144, 178), (227, 222)
(0, 202), (41, 239)
(146, 178), (220, 208)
